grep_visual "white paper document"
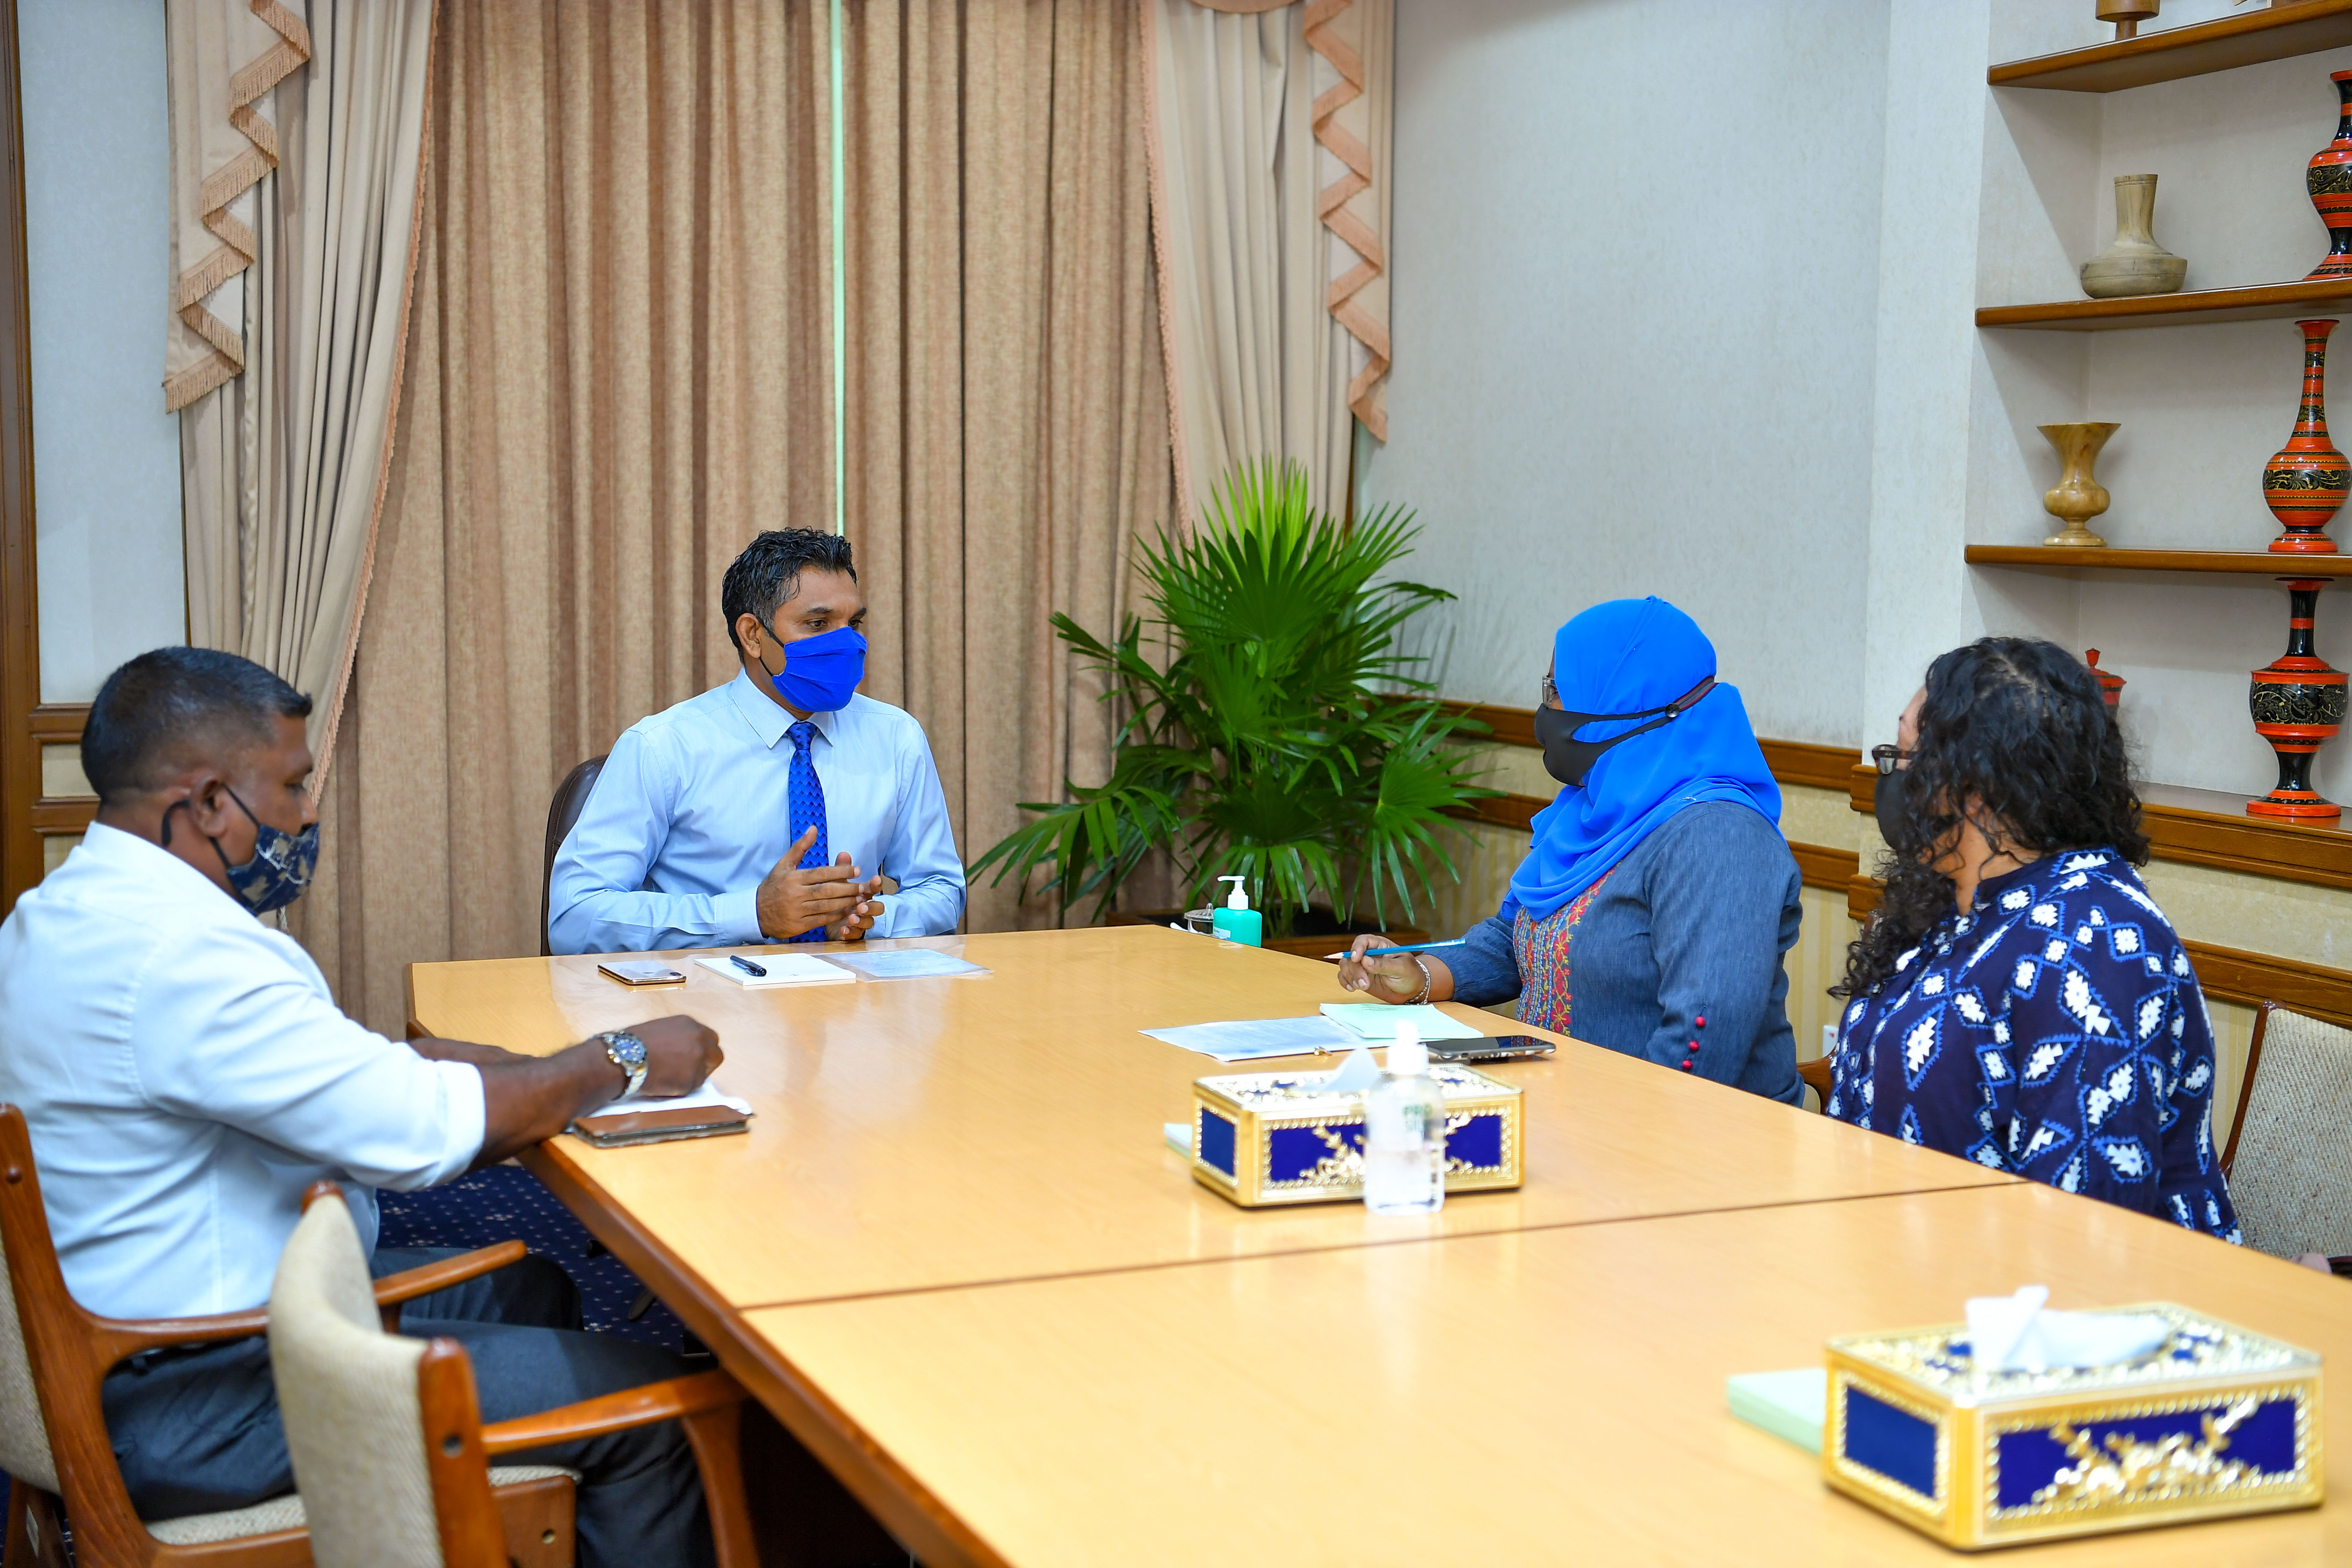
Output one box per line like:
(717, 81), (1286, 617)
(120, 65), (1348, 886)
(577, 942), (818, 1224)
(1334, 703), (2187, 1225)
(1141, 1015), (1359, 1061)
(599, 1082), (755, 1117)
(1319, 1002), (1486, 1042)
(825, 948), (989, 980)
(691, 954), (855, 987)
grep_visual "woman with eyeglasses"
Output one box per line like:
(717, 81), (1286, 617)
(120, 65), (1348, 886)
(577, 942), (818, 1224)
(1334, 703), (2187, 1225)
(1338, 597), (1803, 1103)
(1829, 637), (2238, 1239)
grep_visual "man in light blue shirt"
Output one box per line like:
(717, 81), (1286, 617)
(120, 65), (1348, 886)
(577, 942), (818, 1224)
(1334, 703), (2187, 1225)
(549, 528), (966, 954)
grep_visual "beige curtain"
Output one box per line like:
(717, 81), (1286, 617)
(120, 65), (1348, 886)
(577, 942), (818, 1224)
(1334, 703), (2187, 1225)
(1143, 0), (1390, 525)
(842, 0), (1174, 934)
(180, 0), (437, 784)
(164, 0), (312, 412)
(290, 0), (834, 1032)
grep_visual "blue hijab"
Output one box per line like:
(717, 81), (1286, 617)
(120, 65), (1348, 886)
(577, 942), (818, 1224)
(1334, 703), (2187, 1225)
(1507, 597), (1782, 921)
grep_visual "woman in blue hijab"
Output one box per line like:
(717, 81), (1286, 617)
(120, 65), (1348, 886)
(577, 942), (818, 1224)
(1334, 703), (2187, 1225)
(1339, 597), (1804, 1102)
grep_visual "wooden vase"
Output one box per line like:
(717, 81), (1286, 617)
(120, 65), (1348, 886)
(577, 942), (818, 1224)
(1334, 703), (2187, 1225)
(2039, 422), (2118, 547)
(2308, 71), (2352, 280)
(2248, 579), (2347, 820)
(2263, 318), (2349, 554)
(2080, 176), (2187, 298)
(2095, 0), (2156, 41)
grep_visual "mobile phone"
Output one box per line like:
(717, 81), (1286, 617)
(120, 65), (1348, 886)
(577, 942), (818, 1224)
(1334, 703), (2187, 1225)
(598, 960), (687, 987)
(1426, 1034), (1556, 1063)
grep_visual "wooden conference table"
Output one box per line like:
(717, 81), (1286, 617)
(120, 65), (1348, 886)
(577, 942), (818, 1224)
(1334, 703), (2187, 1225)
(407, 925), (2342, 1566)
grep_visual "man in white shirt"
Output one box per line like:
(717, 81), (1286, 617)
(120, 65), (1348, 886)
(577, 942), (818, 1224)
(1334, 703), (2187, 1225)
(547, 527), (966, 953)
(0, 648), (724, 1566)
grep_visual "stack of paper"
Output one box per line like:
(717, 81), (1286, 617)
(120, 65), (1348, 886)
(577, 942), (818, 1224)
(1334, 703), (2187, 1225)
(691, 954), (855, 987)
(1319, 1002), (1486, 1041)
(1140, 1015), (1358, 1062)
(826, 948), (988, 980)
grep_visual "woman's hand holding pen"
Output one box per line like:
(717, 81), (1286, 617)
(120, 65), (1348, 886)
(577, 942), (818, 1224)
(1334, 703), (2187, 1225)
(1336, 934), (1457, 1004)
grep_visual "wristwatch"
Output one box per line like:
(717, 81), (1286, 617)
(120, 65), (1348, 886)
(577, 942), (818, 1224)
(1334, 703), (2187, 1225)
(598, 1030), (648, 1099)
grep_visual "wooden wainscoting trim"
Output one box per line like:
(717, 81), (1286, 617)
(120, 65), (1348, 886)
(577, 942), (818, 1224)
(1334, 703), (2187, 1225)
(1844, 876), (2352, 1029)
(1440, 701), (1536, 750)
(1439, 702), (1863, 795)
(1790, 842), (1859, 893)
(1844, 765), (2352, 893)
(1757, 739), (1862, 793)
(1443, 798), (1858, 895)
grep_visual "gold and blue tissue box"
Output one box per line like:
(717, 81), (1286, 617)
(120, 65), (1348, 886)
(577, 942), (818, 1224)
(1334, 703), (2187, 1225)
(1187, 1063), (1522, 1207)
(1824, 1304), (2322, 1549)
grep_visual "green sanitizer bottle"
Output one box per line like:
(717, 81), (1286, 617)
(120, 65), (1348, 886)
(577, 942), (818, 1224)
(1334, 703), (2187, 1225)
(1210, 875), (1262, 947)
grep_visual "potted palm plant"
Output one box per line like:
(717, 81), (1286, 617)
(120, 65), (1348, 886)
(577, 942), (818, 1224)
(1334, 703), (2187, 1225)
(970, 462), (1497, 944)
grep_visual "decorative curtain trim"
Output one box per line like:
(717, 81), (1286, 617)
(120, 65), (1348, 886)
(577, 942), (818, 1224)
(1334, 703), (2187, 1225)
(310, 9), (437, 796)
(1167, 0), (1388, 441)
(1304, 0), (1387, 438)
(163, 0), (311, 412)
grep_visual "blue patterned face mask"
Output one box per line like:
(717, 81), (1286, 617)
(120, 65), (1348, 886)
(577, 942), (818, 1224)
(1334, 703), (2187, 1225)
(168, 788), (319, 915)
(757, 621), (867, 713)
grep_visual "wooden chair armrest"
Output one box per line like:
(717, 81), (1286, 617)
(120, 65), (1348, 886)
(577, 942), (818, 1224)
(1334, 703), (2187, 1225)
(91, 1306), (273, 1362)
(373, 1241), (529, 1307)
(481, 1370), (746, 1456)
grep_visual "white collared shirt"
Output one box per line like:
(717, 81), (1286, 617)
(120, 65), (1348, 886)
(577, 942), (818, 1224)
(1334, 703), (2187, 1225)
(0, 825), (485, 1318)
(546, 670), (966, 953)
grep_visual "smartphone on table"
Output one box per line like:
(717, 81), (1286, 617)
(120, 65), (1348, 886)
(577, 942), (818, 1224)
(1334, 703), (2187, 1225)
(597, 959), (687, 987)
(1425, 1035), (1557, 1064)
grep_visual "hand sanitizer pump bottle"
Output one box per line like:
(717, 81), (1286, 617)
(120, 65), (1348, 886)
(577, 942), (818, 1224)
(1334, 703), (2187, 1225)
(1209, 875), (1262, 946)
(1363, 1022), (1446, 1214)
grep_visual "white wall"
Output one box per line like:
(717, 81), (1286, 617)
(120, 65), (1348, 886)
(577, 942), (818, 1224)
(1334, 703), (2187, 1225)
(20, 0), (184, 705)
(1361, 0), (1892, 747)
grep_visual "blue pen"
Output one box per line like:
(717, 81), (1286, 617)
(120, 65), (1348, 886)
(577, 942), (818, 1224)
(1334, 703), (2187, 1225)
(1318, 938), (1470, 961)
(730, 954), (768, 977)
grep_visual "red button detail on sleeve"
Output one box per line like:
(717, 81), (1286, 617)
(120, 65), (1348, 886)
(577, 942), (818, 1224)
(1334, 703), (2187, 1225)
(1696, 1015), (1707, 1027)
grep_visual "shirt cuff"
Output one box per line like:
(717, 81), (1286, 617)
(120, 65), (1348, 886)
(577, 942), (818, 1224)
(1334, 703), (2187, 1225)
(430, 1062), (487, 1186)
(716, 889), (764, 945)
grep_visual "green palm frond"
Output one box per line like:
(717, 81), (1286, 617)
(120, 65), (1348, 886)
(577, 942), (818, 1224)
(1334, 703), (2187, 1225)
(971, 458), (1486, 933)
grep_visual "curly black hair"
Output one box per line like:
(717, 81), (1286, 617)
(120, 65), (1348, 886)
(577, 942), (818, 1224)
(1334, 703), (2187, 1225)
(1833, 637), (2148, 999)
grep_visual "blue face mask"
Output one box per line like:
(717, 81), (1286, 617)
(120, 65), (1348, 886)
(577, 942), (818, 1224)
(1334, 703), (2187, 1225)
(165, 787), (320, 915)
(757, 621), (868, 713)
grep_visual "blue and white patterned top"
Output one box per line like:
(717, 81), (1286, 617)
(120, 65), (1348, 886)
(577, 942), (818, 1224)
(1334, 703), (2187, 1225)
(1828, 849), (2240, 1243)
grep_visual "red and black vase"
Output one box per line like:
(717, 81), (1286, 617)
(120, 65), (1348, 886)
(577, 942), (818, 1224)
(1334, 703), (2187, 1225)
(2264, 319), (2349, 554)
(2309, 71), (2352, 280)
(2248, 579), (2347, 821)
(2085, 649), (2124, 710)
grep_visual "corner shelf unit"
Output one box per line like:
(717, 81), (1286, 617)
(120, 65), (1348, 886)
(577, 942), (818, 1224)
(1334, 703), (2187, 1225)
(1976, 278), (2352, 332)
(1990, 0), (2352, 93)
(1964, 545), (2352, 575)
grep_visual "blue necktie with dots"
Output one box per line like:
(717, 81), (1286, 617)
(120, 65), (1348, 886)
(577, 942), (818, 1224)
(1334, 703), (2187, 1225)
(787, 721), (830, 944)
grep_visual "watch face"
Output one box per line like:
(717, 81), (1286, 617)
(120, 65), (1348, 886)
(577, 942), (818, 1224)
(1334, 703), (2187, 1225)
(607, 1032), (647, 1068)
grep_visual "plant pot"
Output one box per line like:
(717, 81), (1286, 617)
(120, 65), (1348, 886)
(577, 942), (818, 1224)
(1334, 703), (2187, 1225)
(1107, 906), (1431, 961)
(2080, 174), (2186, 299)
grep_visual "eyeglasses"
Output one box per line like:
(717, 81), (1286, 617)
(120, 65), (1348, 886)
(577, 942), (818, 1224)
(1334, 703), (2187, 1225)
(1870, 744), (1911, 776)
(1539, 670), (1558, 708)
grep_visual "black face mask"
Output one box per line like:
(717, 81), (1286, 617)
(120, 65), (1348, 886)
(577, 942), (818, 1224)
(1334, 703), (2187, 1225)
(1873, 764), (1907, 848)
(1533, 676), (1716, 788)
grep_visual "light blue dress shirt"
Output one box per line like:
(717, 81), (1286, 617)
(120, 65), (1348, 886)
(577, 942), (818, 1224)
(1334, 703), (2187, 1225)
(547, 670), (966, 953)
(0, 825), (485, 1318)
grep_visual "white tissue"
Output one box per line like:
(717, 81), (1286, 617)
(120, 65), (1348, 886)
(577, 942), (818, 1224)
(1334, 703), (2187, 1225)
(1964, 1285), (2170, 1372)
(1324, 1046), (1384, 1095)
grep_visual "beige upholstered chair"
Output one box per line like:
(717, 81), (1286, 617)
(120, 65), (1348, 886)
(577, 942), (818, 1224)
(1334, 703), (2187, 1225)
(270, 1190), (758, 1568)
(2221, 1003), (2352, 1261)
(0, 1105), (571, 1567)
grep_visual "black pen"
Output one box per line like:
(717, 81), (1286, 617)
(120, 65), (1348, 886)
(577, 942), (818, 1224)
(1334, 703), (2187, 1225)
(730, 954), (768, 978)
